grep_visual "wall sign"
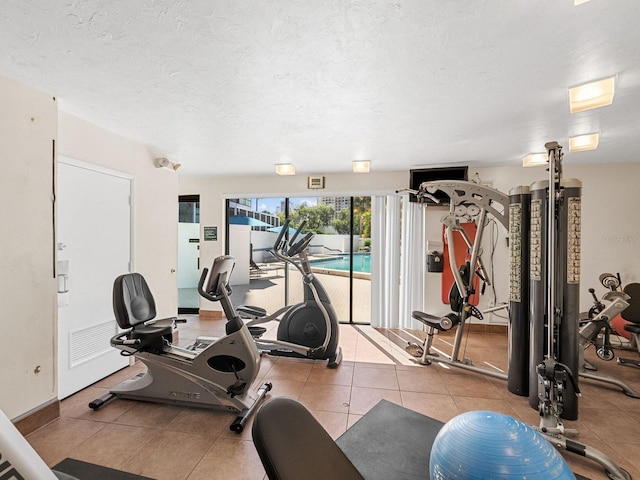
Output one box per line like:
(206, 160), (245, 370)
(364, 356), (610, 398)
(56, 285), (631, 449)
(204, 226), (217, 241)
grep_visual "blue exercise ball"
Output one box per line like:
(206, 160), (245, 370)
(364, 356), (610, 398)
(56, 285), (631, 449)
(429, 411), (575, 480)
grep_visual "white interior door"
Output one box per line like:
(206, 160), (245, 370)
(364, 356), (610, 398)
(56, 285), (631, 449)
(57, 158), (132, 399)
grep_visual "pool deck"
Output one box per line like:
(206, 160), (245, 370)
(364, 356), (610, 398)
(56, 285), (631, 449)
(229, 263), (371, 323)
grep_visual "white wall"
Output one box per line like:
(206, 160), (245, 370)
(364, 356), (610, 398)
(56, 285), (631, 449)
(58, 112), (179, 318)
(0, 76), (57, 420)
(228, 225), (252, 285)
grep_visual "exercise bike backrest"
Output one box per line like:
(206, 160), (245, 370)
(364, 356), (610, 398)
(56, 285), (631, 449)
(198, 255), (245, 335)
(621, 283), (640, 325)
(113, 272), (158, 329)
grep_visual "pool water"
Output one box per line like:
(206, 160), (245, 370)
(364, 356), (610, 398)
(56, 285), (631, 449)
(310, 253), (371, 274)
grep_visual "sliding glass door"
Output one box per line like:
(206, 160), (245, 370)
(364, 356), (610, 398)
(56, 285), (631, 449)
(224, 195), (372, 324)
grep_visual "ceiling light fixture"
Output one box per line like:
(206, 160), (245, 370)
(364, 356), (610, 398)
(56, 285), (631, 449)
(522, 153), (548, 168)
(574, 0), (590, 5)
(569, 132), (600, 152)
(275, 163), (296, 175)
(352, 160), (370, 173)
(569, 76), (616, 113)
(154, 157), (181, 171)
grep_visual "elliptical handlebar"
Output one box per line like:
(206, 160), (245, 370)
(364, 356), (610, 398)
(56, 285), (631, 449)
(273, 219), (290, 252)
(287, 220), (306, 250)
(288, 232), (314, 257)
(272, 219), (313, 261)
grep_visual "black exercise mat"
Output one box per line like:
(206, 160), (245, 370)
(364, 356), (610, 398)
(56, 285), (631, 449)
(336, 400), (591, 480)
(53, 458), (155, 480)
(336, 399), (441, 480)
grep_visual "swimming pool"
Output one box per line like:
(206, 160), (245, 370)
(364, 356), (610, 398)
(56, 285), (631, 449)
(309, 253), (371, 274)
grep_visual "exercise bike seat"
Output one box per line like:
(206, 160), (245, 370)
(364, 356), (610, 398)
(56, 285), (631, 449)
(621, 283), (640, 333)
(112, 273), (174, 352)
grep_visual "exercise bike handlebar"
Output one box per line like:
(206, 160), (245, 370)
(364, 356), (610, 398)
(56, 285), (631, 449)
(110, 332), (140, 347)
(197, 267), (228, 303)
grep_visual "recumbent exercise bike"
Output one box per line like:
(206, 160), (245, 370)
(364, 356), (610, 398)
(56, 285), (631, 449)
(89, 255), (272, 433)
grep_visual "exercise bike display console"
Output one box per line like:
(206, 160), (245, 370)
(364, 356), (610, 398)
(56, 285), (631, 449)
(89, 256), (272, 433)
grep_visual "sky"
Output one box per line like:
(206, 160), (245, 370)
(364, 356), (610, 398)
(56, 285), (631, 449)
(254, 197), (317, 214)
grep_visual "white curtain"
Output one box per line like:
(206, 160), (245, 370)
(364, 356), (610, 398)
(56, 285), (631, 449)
(399, 197), (425, 329)
(371, 195), (425, 329)
(370, 195), (401, 328)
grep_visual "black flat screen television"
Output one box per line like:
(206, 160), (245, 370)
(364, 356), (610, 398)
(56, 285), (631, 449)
(409, 166), (468, 204)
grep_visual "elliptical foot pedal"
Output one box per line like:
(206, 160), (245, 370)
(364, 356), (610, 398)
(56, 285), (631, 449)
(248, 326), (267, 338)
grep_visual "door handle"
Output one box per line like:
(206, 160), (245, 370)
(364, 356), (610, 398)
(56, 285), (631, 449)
(57, 274), (69, 294)
(57, 260), (70, 294)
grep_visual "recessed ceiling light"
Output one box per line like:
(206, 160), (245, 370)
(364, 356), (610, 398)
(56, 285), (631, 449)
(352, 160), (370, 173)
(522, 153), (548, 168)
(569, 133), (600, 152)
(275, 163), (295, 175)
(574, 0), (590, 5)
(569, 77), (616, 113)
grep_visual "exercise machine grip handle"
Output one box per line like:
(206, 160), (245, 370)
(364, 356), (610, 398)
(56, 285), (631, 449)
(197, 267), (219, 302)
(110, 332), (140, 346)
(288, 220), (307, 247)
(288, 232), (314, 256)
(273, 219), (290, 250)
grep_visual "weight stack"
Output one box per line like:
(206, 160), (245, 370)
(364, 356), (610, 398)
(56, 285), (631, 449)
(528, 181), (547, 409)
(556, 179), (582, 420)
(507, 186), (530, 396)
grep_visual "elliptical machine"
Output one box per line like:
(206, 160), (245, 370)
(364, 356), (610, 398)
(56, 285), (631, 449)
(237, 219), (342, 368)
(89, 255), (272, 433)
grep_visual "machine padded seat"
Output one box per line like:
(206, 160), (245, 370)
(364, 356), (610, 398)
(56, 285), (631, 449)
(412, 310), (459, 331)
(113, 273), (173, 350)
(252, 397), (364, 480)
(621, 283), (640, 325)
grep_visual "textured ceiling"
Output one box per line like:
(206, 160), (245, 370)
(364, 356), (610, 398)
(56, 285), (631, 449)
(1, 1), (639, 175)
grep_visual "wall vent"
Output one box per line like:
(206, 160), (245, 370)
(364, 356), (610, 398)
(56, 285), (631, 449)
(69, 320), (118, 368)
(307, 176), (325, 189)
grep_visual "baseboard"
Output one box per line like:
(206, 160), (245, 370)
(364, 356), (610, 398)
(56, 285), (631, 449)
(13, 398), (60, 436)
(199, 309), (225, 320)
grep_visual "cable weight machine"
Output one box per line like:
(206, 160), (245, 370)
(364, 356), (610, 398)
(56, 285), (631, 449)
(529, 142), (630, 480)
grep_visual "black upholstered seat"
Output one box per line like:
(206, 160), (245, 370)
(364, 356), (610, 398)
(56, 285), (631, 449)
(252, 397), (364, 480)
(112, 273), (174, 352)
(621, 283), (640, 330)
